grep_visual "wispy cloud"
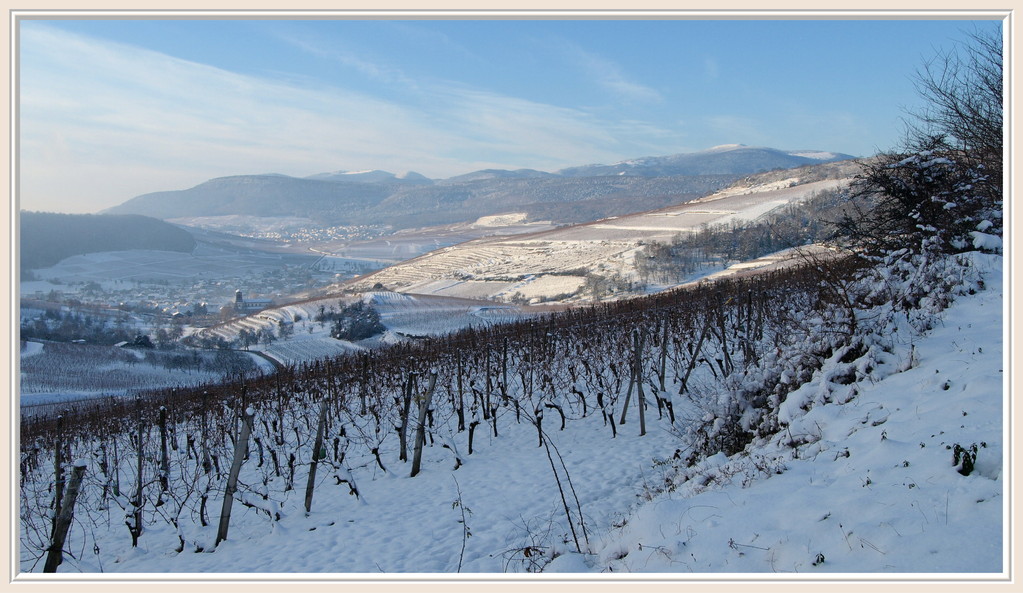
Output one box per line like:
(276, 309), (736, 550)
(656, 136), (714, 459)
(275, 32), (421, 90)
(385, 22), (483, 64)
(18, 24), (667, 213)
(560, 41), (663, 104)
(428, 85), (627, 168)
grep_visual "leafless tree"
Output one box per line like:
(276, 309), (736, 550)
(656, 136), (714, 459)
(907, 26), (1003, 201)
(839, 27), (1003, 257)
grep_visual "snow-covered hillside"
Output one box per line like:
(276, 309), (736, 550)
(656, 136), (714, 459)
(196, 292), (534, 366)
(18, 251), (1004, 580)
(348, 176), (852, 303)
(563, 253), (1005, 575)
(19, 342), (265, 417)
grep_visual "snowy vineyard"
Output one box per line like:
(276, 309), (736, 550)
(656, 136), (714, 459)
(19, 343), (257, 404)
(261, 338), (359, 367)
(18, 248), (998, 574)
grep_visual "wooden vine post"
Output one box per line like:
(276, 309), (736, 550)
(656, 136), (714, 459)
(360, 354), (369, 415)
(634, 329), (647, 437)
(398, 373), (415, 462)
(503, 337), (516, 422)
(159, 406), (170, 493)
(200, 390), (213, 474)
(716, 292), (734, 376)
(51, 414), (64, 540)
(456, 351), (465, 432)
(658, 315), (669, 392)
(410, 370), (438, 478)
(216, 406), (254, 547)
(679, 316), (713, 395)
(483, 350), (492, 421)
(43, 461), (87, 573)
(618, 363), (636, 425)
(128, 395), (144, 547)
(304, 399), (329, 514)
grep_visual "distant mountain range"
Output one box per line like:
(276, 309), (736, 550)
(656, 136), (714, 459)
(558, 145), (852, 177)
(102, 145), (856, 229)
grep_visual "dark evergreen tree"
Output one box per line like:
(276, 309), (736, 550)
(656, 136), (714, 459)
(330, 301), (386, 341)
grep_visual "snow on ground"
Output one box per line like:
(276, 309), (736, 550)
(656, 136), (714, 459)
(29, 255), (1004, 580)
(351, 178), (852, 304)
(20, 341), (43, 358)
(578, 258), (1005, 574)
(18, 340), (265, 416)
(202, 293), (536, 362)
(681, 245), (838, 287)
(193, 290), (544, 368)
(243, 351), (281, 374)
(81, 411), (675, 574)
(20, 391), (120, 416)
(495, 274), (587, 303)
(262, 335), (362, 365)
(472, 212), (529, 227)
(19, 280), (67, 298)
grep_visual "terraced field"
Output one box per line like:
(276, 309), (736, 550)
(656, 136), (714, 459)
(348, 177), (851, 303)
(194, 292), (534, 365)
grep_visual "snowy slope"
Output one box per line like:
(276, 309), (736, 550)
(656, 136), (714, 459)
(562, 254), (1005, 575)
(351, 177), (851, 303)
(19, 254), (1004, 581)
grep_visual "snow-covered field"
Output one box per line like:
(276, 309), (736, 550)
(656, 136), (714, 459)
(17, 252), (1004, 582)
(262, 337), (362, 367)
(199, 292), (534, 364)
(18, 341), (267, 415)
(349, 178), (851, 303)
(300, 214), (558, 266)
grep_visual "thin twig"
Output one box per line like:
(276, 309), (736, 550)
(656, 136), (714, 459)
(452, 476), (470, 573)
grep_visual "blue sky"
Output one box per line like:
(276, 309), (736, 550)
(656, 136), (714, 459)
(17, 15), (1003, 213)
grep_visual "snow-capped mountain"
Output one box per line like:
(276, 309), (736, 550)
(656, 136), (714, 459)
(304, 169), (433, 184)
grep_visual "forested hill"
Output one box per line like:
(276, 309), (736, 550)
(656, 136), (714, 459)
(19, 211), (196, 276)
(101, 146), (855, 229)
